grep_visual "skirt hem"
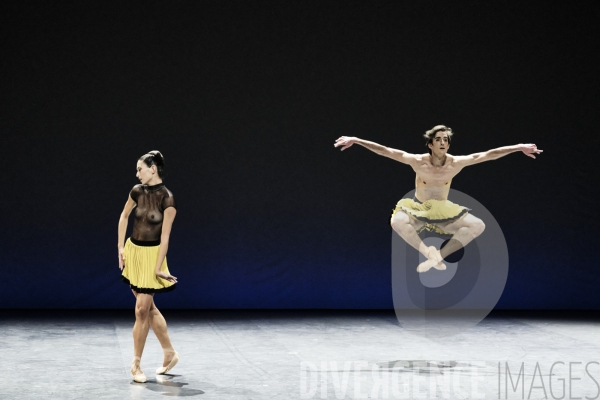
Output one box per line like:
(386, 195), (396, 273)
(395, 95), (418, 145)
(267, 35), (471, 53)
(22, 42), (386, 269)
(121, 275), (176, 294)
(399, 206), (470, 224)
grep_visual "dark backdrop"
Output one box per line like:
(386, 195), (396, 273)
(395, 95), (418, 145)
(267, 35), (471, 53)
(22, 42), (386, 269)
(1, 1), (598, 309)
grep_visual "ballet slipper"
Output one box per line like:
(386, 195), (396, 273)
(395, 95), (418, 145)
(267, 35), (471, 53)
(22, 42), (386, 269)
(156, 349), (180, 375)
(427, 247), (443, 263)
(431, 248), (447, 270)
(131, 356), (147, 383)
(432, 262), (447, 270)
(417, 258), (438, 273)
(417, 247), (444, 273)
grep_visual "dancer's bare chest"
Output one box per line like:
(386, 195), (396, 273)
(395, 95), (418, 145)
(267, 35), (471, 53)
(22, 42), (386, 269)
(415, 161), (459, 184)
(412, 158), (462, 200)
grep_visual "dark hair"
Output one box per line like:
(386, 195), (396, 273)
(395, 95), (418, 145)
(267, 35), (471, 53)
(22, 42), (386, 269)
(139, 150), (165, 178)
(424, 125), (453, 154)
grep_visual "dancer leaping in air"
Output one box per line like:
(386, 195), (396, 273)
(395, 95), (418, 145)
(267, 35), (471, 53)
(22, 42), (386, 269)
(334, 125), (542, 272)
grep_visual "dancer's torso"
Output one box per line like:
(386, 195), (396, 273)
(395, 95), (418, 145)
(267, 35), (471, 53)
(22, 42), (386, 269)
(411, 154), (464, 202)
(130, 183), (176, 242)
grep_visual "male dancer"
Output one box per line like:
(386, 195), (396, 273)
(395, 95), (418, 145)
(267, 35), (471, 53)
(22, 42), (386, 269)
(335, 125), (542, 272)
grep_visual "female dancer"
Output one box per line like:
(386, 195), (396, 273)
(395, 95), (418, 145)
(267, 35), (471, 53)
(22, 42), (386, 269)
(117, 150), (180, 383)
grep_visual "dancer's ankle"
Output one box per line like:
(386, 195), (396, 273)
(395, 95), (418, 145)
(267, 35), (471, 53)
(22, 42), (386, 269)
(131, 356), (143, 372)
(427, 246), (442, 263)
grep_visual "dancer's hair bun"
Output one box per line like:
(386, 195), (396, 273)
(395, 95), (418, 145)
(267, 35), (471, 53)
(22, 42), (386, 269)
(148, 150), (164, 166)
(139, 150), (166, 178)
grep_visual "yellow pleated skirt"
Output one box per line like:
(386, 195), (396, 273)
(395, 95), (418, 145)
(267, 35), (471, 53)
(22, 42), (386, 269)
(391, 198), (470, 235)
(121, 238), (176, 294)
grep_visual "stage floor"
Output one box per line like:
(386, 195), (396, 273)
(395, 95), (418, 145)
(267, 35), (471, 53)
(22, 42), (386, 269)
(1, 310), (598, 399)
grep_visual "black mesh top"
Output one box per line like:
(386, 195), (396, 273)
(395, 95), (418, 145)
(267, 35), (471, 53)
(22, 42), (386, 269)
(129, 183), (176, 242)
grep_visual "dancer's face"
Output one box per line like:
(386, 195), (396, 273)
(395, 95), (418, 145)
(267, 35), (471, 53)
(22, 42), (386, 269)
(429, 132), (450, 156)
(136, 160), (156, 185)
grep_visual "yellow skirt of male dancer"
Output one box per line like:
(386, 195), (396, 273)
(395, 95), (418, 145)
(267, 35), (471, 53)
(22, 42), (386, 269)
(391, 198), (471, 235)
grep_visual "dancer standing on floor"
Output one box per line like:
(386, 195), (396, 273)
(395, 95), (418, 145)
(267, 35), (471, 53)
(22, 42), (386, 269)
(335, 126), (542, 272)
(118, 150), (180, 383)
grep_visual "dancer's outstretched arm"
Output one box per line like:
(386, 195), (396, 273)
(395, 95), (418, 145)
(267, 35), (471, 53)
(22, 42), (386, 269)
(334, 136), (419, 165)
(454, 144), (543, 167)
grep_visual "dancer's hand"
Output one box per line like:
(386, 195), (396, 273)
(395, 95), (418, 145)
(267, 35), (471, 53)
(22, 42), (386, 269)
(118, 247), (125, 271)
(156, 271), (178, 283)
(334, 136), (359, 151)
(519, 144), (543, 159)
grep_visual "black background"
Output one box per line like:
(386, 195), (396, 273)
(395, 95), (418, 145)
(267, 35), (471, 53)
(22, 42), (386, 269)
(1, 0), (598, 309)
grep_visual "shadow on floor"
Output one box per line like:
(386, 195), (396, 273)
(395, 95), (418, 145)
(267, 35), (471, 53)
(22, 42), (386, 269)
(131, 375), (204, 397)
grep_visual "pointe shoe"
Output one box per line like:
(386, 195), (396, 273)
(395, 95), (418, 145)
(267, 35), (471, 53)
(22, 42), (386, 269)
(131, 356), (147, 383)
(156, 350), (180, 375)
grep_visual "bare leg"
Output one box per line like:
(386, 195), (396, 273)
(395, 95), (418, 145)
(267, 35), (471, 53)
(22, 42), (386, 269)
(149, 301), (176, 367)
(132, 293), (153, 376)
(438, 214), (486, 260)
(390, 211), (429, 257)
(391, 211), (444, 272)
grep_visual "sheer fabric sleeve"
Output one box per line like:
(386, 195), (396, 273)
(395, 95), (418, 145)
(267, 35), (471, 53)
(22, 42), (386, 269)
(129, 185), (142, 203)
(161, 190), (176, 210)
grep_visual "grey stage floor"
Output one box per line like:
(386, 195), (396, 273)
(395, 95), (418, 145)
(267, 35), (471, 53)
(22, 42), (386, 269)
(1, 310), (599, 400)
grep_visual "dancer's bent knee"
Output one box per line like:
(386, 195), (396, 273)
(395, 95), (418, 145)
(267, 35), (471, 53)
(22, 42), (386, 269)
(471, 218), (485, 237)
(390, 211), (423, 233)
